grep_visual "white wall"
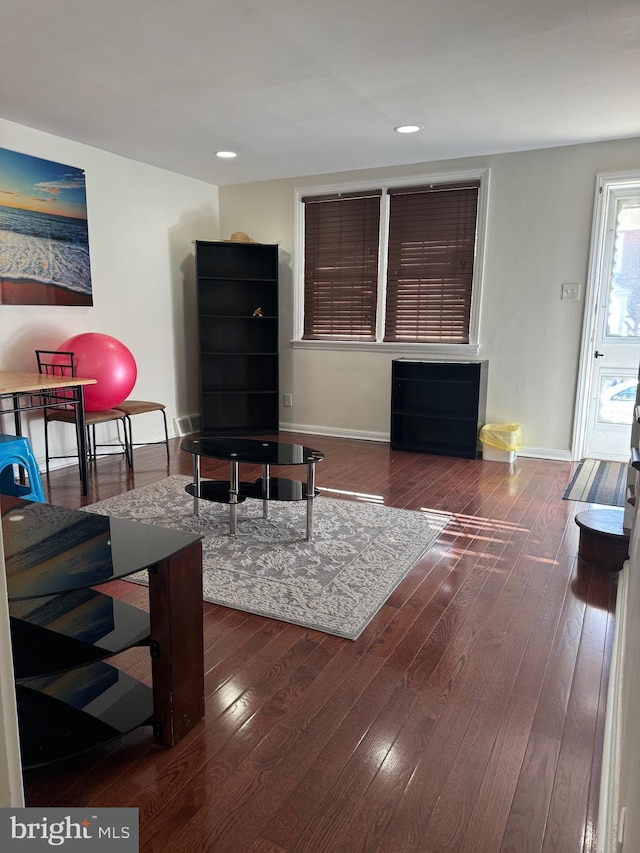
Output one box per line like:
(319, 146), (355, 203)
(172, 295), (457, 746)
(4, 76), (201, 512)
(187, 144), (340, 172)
(0, 119), (220, 464)
(219, 137), (640, 458)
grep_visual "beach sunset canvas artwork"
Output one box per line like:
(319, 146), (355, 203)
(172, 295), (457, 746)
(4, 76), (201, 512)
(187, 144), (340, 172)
(0, 147), (93, 306)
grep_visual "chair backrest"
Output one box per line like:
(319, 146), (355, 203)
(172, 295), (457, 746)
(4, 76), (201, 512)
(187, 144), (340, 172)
(36, 350), (76, 378)
(35, 350), (76, 408)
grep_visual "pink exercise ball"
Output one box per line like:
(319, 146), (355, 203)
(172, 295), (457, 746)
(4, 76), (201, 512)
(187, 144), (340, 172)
(56, 332), (137, 412)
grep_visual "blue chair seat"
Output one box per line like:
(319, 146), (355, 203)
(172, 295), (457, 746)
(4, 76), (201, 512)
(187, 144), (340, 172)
(0, 434), (45, 502)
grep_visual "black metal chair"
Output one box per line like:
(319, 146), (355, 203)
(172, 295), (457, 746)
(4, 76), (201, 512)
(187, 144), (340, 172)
(35, 349), (131, 474)
(117, 400), (170, 462)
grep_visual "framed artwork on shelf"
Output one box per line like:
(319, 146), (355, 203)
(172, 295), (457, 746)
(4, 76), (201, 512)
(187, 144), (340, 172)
(0, 147), (93, 306)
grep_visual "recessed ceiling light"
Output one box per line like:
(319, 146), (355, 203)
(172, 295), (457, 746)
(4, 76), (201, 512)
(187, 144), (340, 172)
(393, 124), (422, 134)
(216, 150), (237, 159)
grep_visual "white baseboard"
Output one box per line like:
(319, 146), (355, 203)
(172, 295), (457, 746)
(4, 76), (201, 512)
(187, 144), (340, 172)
(279, 423), (573, 460)
(169, 417), (574, 461)
(517, 446), (573, 461)
(278, 422), (389, 443)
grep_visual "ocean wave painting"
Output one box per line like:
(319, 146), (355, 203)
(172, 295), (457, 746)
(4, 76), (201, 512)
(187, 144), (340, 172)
(0, 147), (93, 305)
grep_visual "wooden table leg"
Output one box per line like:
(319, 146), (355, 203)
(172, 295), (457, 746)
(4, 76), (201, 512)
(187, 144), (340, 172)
(147, 539), (204, 745)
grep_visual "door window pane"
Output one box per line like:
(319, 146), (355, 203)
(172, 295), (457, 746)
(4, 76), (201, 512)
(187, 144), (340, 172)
(607, 197), (640, 338)
(597, 375), (637, 425)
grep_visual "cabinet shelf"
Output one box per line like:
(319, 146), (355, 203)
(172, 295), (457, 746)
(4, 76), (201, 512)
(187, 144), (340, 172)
(200, 315), (277, 320)
(17, 662), (153, 769)
(203, 389), (278, 395)
(393, 409), (480, 422)
(197, 276), (278, 284)
(196, 241), (279, 435)
(10, 589), (150, 679)
(200, 351), (278, 356)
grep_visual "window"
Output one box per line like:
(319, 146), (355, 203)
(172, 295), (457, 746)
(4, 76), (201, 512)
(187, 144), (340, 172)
(297, 171), (487, 349)
(385, 181), (479, 343)
(302, 190), (381, 340)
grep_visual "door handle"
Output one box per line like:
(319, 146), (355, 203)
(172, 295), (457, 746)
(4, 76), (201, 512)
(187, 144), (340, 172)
(594, 351), (605, 358)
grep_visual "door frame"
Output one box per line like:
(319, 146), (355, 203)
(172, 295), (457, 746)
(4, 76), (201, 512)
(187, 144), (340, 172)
(573, 170), (640, 461)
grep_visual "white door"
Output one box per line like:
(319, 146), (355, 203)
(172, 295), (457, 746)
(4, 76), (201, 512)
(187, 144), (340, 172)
(581, 177), (640, 461)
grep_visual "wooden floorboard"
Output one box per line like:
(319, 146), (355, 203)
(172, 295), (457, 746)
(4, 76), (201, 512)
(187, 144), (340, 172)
(20, 433), (617, 852)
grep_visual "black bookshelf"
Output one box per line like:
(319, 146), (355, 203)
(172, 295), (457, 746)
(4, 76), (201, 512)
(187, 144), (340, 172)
(391, 359), (488, 459)
(195, 240), (279, 435)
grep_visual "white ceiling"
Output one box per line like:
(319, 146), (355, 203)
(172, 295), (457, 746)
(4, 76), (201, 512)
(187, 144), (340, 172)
(1, 0), (639, 186)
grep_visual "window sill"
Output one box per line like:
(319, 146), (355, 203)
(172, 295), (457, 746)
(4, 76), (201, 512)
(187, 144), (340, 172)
(291, 340), (481, 356)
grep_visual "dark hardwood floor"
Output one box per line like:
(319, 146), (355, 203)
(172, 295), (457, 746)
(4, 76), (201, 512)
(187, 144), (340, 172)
(22, 433), (616, 853)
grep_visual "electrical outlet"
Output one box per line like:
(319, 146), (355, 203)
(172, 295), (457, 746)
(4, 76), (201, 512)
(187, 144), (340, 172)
(284, 393), (293, 407)
(561, 282), (581, 301)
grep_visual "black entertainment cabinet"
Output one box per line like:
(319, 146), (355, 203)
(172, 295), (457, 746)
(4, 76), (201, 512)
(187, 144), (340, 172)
(391, 359), (488, 459)
(3, 494), (204, 769)
(195, 240), (279, 435)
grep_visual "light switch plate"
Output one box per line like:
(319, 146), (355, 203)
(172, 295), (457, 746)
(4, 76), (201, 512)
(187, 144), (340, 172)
(561, 282), (581, 301)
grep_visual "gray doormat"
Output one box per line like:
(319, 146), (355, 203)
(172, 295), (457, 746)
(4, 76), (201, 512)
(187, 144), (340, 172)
(563, 458), (627, 507)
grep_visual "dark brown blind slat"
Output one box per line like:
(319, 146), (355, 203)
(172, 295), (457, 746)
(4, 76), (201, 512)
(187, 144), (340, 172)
(303, 194), (381, 340)
(384, 183), (479, 344)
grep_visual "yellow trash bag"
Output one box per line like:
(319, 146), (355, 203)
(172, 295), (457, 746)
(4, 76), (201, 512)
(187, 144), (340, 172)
(479, 423), (522, 452)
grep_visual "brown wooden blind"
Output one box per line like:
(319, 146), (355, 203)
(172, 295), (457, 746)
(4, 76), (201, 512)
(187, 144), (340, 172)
(384, 181), (480, 343)
(303, 191), (381, 340)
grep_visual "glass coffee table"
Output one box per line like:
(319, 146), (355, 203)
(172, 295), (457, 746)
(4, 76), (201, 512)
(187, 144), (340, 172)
(180, 437), (325, 540)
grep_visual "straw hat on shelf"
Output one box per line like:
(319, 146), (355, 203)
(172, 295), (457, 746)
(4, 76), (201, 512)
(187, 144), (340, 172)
(224, 231), (257, 243)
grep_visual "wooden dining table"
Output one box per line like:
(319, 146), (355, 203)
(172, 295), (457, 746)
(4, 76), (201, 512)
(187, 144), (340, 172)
(0, 370), (97, 495)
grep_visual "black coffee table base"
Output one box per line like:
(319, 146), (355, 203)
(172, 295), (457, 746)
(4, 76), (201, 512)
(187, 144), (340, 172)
(185, 478), (320, 503)
(181, 437), (325, 541)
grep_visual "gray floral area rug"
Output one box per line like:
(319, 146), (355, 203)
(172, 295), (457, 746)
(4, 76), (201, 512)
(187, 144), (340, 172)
(84, 475), (450, 640)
